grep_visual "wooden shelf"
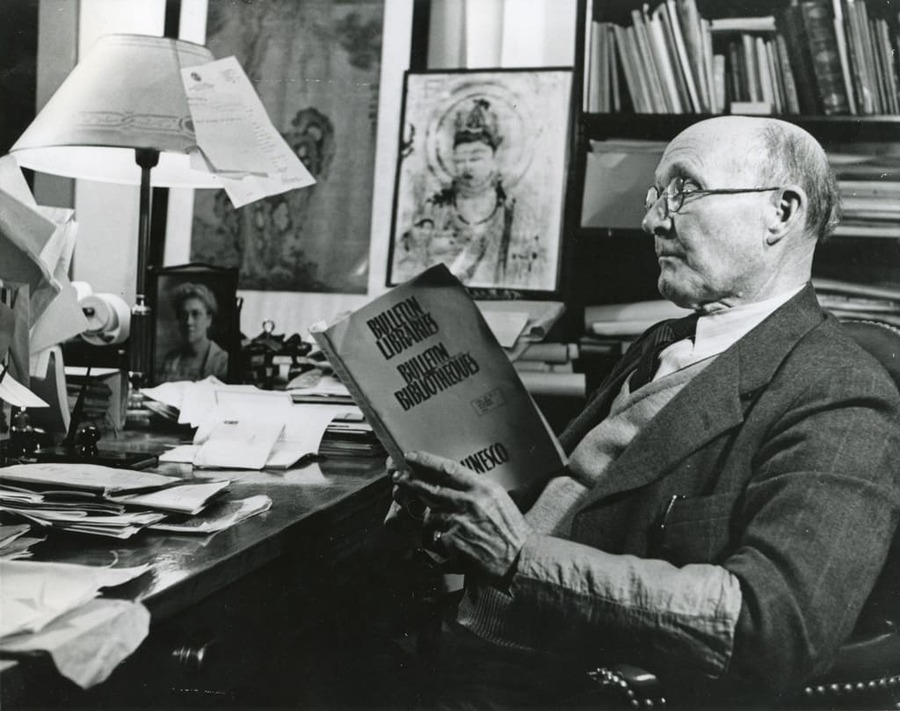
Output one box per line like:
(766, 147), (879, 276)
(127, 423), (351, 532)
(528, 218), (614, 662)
(582, 113), (900, 143)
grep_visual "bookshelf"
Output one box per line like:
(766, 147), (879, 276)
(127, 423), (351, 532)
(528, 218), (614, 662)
(568, 0), (900, 306)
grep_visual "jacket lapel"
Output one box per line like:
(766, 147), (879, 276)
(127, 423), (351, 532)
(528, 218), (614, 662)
(574, 284), (826, 509)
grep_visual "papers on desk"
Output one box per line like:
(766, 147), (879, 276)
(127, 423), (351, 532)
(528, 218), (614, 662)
(150, 494), (272, 534)
(0, 560), (149, 639)
(0, 463), (233, 538)
(0, 561), (150, 688)
(0, 522), (43, 559)
(0, 462), (180, 495)
(110, 480), (230, 515)
(143, 377), (374, 468)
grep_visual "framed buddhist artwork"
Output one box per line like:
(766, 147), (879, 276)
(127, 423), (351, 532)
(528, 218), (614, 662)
(387, 67), (574, 295)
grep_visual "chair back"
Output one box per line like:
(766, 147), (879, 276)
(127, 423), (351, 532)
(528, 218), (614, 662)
(842, 319), (900, 388)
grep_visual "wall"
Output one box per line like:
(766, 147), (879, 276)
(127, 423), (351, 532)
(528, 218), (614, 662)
(35, 0), (576, 337)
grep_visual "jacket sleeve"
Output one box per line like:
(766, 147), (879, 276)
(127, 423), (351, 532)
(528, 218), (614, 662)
(723, 363), (900, 690)
(475, 363), (899, 696)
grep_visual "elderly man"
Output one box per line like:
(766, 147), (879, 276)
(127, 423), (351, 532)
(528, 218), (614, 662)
(389, 116), (900, 707)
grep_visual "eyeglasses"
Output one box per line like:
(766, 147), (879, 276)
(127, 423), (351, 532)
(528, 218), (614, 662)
(644, 177), (782, 216)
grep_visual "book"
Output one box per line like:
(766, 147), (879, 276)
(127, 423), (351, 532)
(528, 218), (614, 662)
(779, 0), (823, 114)
(631, 8), (669, 112)
(666, 0), (703, 112)
(710, 16), (777, 33)
(646, 7), (685, 113)
(845, 0), (877, 113)
(801, 0), (852, 114)
(310, 265), (566, 498)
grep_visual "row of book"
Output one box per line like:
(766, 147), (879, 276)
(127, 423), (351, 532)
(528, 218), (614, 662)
(585, 0), (900, 116)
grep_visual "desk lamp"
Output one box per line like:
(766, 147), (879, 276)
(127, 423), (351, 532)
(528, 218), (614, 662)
(10, 34), (224, 387)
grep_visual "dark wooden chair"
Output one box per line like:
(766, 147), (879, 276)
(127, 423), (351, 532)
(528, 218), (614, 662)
(586, 319), (900, 710)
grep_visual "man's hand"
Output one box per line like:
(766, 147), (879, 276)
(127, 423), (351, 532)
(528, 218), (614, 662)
(383, 457), (427, 548)
(392, 451), (532, 582)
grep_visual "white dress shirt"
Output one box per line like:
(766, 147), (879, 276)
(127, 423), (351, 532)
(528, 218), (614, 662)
(653, 286), (805, 382)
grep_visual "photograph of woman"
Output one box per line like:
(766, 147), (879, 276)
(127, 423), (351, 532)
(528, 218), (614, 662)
(156, 282), (229, 384)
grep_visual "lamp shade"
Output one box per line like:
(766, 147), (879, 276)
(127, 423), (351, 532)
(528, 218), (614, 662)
(11, 34), (221, 188)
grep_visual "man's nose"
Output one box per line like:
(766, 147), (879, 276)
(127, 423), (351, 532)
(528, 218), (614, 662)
(642, 197), (672, 236)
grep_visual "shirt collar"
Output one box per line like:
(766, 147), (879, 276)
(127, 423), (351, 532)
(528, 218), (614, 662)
(691, 285), (806, 362)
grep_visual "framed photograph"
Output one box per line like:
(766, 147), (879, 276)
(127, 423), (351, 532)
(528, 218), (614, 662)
(148, 264), (241, 386)
(388, 67), (574, 294)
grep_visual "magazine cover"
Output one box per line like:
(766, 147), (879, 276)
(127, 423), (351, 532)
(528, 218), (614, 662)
(310, 264), (566, 497)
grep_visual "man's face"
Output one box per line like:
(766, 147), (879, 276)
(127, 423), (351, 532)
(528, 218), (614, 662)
(452, 141), (497, 191)
(177, 297), (212, 345)
(642, 124), (774, 310)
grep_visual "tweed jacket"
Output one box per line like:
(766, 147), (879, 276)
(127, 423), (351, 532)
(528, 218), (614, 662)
(460, 284), (900, 702)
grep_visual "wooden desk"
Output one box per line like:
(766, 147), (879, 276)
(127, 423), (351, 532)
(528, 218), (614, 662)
(1, 435), (394, 709)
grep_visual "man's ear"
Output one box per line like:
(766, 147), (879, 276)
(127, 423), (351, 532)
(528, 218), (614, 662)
(765, 186), (806, 245)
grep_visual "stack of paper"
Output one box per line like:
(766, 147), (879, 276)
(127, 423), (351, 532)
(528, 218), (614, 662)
(143, 377), (366, 468)
(318, 412), (385, 458)
(0, 522), (44, 559)
(0, 463), (230, 539)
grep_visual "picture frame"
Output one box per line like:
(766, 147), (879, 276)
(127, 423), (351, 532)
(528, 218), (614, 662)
(387, 67), (574, 296)
(148, 264), (241, 386)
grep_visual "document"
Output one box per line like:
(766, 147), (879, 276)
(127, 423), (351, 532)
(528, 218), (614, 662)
(193, 419), (285, 470)
(0, 462), (180, 495)
(0, 560), (149, 639)
(479, 311), (529, 348)
(0, 597), (149, 688)
(109, 480), (230, 515)
(310, 264), (566, 497)
(150, 494), (272, 534)
(182, 56), (315, 208)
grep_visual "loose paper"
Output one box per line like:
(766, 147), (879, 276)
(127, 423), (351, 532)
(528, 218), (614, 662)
(0, 560), (149, 639)
(182, 56), (315, 208)
(0, 598), (149, 688)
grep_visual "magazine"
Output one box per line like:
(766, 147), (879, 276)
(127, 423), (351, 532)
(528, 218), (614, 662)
(310, 265), (566, 498)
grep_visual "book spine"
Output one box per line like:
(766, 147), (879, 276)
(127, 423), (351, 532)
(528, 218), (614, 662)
(588, 21), (604, 112)
(757, 36), (776, 110)
(776, 33), (803, 113)
(743, 33), (762, 102)
(727, 40), (746, 104)
(875, 19), (898, 113)
(779, 1), (824, 114)
(609, 25), (622, 112)
(700, 18), (717, 112)
(831, 0), (858, 113)
(678, 0), (711, 111)
(646, 10), (684, 112)
(310, 329), (404, 466)
(766, 38), (785, 113)
(713, 53), (727, 112)
(625, 24), (657, 112)
(613, 24), (646, 113)
(656, 3), (693, 111)
(631, 9), (670, 112)
(666, 0), (702, 111)
(858, 2), (885, 112)
(845, 0), (876, 113)
(801, 0), (851, 114)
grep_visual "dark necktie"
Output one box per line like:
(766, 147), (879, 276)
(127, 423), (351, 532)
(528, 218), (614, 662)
(630, 313), (700, 391)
